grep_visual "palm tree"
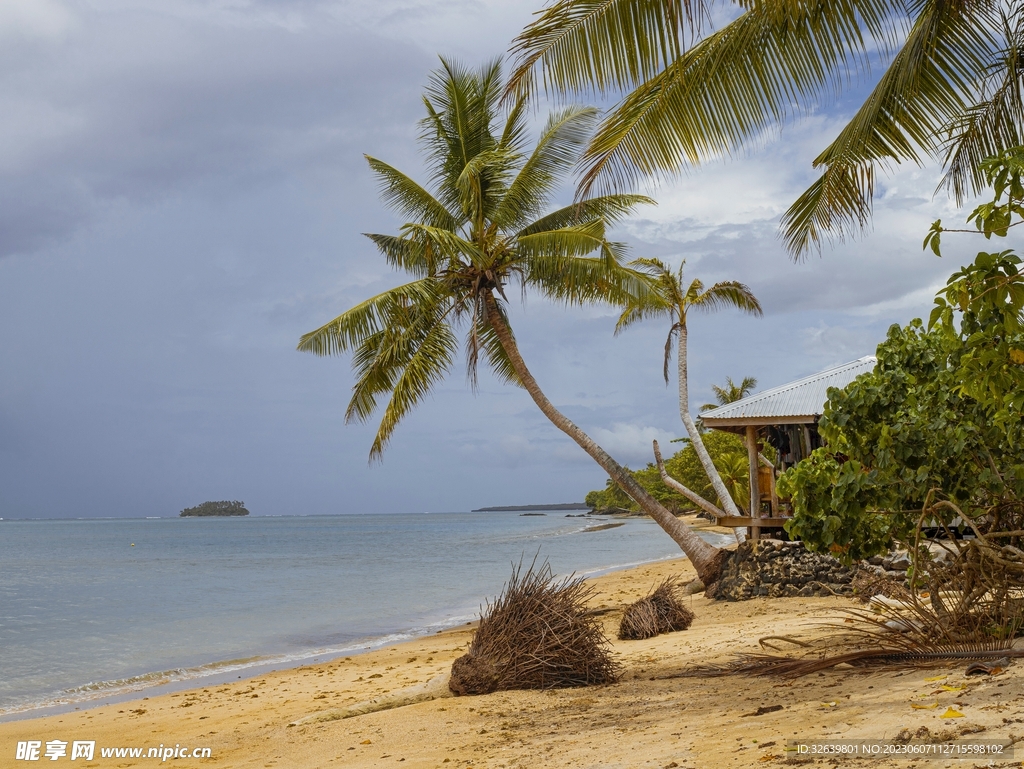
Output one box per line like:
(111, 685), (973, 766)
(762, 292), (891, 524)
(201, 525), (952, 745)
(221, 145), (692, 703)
(711, 450), (751, 513)
(506, 1), (1016, 258)
(699, 375), (757, 413)
(616, 258), (761, 517)
(298, 59), (729, 583)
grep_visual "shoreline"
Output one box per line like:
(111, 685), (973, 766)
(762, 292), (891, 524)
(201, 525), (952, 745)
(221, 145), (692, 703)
(3, 549), (1023, 768)
(1, 514), (730, 723)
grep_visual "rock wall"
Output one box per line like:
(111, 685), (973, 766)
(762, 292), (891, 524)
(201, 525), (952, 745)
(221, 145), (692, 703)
(706, 540), (856, 601)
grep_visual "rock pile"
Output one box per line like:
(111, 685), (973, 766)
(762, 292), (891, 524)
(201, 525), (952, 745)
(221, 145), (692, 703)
(705, 540), (857, 601)
(863, 551), (912, 581)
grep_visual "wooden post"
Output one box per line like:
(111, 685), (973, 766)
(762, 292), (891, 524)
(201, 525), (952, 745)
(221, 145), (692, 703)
(746, 425), (760, 542)
(759, 452), (779, 519)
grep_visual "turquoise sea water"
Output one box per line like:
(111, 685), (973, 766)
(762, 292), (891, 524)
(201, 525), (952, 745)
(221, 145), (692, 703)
(0, 513), (730, 717)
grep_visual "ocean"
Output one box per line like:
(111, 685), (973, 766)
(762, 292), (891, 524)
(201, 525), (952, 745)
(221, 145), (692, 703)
(0, 513), (730, 718)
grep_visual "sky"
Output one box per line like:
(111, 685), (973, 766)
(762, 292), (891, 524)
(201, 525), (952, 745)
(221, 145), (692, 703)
(0, 0), (1003, 518)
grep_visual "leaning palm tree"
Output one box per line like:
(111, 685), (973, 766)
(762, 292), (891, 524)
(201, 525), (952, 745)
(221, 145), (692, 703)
(699, 375), (757, 413)
(616, 258), (761, 518)
(506, 0), (1014, 258)
(298, 58), (729, 583)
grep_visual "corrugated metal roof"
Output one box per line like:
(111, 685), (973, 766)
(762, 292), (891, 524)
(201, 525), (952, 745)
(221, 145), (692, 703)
(700, 356), (877, 424)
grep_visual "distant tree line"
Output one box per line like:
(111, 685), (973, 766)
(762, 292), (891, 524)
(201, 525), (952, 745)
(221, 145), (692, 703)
(180, 501), (250, 517)
(586, 432), (759, 515)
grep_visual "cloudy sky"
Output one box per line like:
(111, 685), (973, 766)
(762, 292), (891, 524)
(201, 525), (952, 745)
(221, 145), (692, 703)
(0, 0), (998, 518)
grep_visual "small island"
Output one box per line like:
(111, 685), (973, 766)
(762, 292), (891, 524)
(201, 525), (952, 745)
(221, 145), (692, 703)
(180, 500), (250, 517)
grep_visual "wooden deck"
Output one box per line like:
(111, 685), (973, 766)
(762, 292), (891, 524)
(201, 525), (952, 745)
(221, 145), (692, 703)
(715, 516), (792, 529)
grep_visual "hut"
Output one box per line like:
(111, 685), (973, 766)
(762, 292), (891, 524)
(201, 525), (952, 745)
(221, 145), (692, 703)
(699, 356), (877, 540)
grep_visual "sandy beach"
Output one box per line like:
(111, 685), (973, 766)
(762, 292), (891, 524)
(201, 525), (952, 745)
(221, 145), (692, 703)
(4, 540), (1023, 769)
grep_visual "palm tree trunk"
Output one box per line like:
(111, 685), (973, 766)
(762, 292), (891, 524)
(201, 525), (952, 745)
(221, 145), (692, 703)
(484, 293), (727, 584)
(652, 439), (725, 518)
(677, 323), (744, 518)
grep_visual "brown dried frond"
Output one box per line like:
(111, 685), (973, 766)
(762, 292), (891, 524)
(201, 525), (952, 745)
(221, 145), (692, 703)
(449, 560), (619, 696)
(618, 577), (694, 640)
(663, 645), (1024, 679)
(660, 500), (1024, 679)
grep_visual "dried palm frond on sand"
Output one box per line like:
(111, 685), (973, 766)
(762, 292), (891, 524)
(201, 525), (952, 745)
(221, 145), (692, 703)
(618, 577), (694, 640)
(662, 500), (1024, 679)
(664, 642), (1024, 679)
(449, 560), (619, 696)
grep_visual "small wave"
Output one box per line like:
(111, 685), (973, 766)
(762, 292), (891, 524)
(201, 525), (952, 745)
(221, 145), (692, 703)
(580, 522), (626, 532)
(0, 614), (478, 718)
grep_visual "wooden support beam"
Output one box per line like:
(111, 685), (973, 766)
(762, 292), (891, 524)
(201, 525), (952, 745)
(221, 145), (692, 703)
(759, 452), (779, 518)
(715, 516), (791, 528)
(746, 425), (759, 542)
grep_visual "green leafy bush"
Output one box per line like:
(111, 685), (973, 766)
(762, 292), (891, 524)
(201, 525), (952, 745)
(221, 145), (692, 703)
(781, 249), (1024, 562)
(586, 431), (752, 513)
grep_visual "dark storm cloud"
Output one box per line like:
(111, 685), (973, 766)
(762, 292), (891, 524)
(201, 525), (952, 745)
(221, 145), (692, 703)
(0, 1), (433, 259)
(0, 0), (1006, 518)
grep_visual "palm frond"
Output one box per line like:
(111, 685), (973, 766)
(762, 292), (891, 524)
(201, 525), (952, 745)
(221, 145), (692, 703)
(690, 280), (763, 316)
(296, 279), (445, 357)
(939, 7), (1024, 203)
(365, 156), (460, 230)
(498, 92), (532, 156)
(495, 106), (601, 231)
(576, 0), (900, 197)
(527, 251), (655, 307)
(364, 233), (436, 277)
(516, 194), (654, 237)
(613, 300), (673, 334)
(476, 299), (525, 388)
(663, 323), (678, 383)
(710, 382), (730, 403)
(665, 645), (1023, 678)
(515, 220), (609, 259)
(782, 0), (996, 256)
(507, 0), (710, 100)
(344, 287), (455, 425)
(421, 57), (503, 213)
(366, 317), (460, 460)
(455, 147), (518, 221)
(399, 223), (482, 267)
(613, 257), (678, 334)
(781, 161), (875, 256)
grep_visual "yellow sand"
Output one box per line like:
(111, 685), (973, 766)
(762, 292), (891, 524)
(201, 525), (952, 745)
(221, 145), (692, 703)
(4, 548), (1023, 768)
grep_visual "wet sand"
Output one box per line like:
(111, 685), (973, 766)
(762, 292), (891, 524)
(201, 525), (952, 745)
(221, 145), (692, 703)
(4, 545), (1023, 768)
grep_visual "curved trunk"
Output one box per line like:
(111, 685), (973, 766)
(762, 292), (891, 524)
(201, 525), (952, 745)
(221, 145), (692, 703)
(652, 439), (724, 518)
(484, 294), (726, 584)
(677, 323), (744, 518)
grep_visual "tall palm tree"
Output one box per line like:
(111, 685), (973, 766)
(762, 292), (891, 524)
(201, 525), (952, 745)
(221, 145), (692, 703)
(700, 375), (757, 413)
(616, 258), (762, 517)
(506, 0), (1015, 258)
(298, 59), (729, 582)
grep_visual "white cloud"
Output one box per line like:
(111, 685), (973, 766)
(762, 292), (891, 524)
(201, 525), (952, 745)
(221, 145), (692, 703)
(0, 0), (75, 40)
(588, 422), (677, 466)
